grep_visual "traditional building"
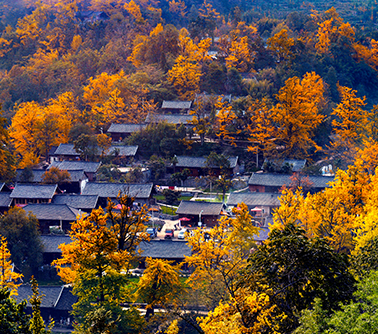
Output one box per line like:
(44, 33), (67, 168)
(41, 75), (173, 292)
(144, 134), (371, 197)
(23, 204), (82, 234)
(248, 173), (334, 193)
(10, 184), (58, 206)
(81, 182), (154, 207)
(161, 100), (192, 114)
(171, 156), (239, 177)
(175, 200), (226, 227)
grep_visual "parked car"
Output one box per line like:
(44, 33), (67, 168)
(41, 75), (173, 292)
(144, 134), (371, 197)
(177, 229), (187, 240)
(146, 227), (157, 239)
(164, 229), (174, 239)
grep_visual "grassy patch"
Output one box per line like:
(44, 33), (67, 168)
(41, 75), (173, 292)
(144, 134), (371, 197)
(160, 205), (177, 215)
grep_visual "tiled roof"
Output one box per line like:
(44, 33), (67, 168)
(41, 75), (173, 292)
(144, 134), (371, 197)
(16, 169), (46, 183)
(253, 227), (270, 242)
(106, 145), (138, 157)
(145, 114), (194, 124)
(55, 286), (77, 310)
(107, 123), (147, 133)
(161, 100), (192, 109)
(23, 204), (81, 221)
(53, 143), (77, 156)
(176, 201), (224, 215)
(15, 285), (62, 308)
(0, 193), (11, 207)
(64, 169), (87, 182)
(10, 184), (57, 199)
(53, 144), (138, 157)
(14, 285), (77, 311)
(175, 156), (238, 169)
(82, 182), (153, 199)
(138, 240), (192, 259)
(263, 159), (307, 172)
(50, 161), (101, 173)
(16, 169), (87, 183)
(248, 173), (334, 189)
(40, 235), (72, 253)
(52, 194), (98, 210)
(227, 192), (280, 207)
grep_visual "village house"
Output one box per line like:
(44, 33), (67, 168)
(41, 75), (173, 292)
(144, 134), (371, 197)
(10, 184), (58, 206)
(248, 173), (334, 193)
(0, 183), (11, 214)
(50, 143), (139, 163)
(52, 194), (99, 212)
(144, 113), (194, 128)
(137, 240), (192, 271)
(107, 123), (147, 141)
(160, 100), (192, 114)
(49, 161), (101, 182)
(81, 182), (154, 207)
(16, 168), (88, 194)
(170, 156), (239, 177)
(175, 200), (226, 228)
(14, 284), (77, 329)
(227, 192), (280, 227)
(23, 203), (83, 234)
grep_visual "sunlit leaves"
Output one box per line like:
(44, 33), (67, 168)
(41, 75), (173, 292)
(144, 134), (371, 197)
(0, 236), (23, 296)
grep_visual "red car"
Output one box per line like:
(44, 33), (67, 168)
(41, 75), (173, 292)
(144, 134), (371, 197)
(164, 229), (174, 239)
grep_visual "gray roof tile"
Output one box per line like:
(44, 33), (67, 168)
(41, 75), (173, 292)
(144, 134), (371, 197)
(264, 159), (307, 172)
(14, 285), (76, 311)
(145, 114), (194, 124)
(53, 144), (138, 157)
(138, 240), (191, 258)
(50, 161), (101, 173)
(10, 184), (57, 199)
(23, 204), (81, 221)
(0, 193), (11, 207)
(53, 143), (77, 156)
(52, 194), (98, 210)
(16, 169), (87, 183)
(107, 123), (147, 133)
(15, 286), (63, 308)
(175, 156), (238, 169)
(82, 182), (153, 199)
(248, 173), (334, 189)
(106, 145), (138, 157)
(161, 100), (192, 109)
(176, 201), (224, 215)
(40, 235), (72, 253)
(227, 192), (280, 207)
(16, 169), (46, 183)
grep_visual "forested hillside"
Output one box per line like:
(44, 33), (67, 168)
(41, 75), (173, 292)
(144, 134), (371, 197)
(1, 0), (378, 174)
(3, 2), (378, 333)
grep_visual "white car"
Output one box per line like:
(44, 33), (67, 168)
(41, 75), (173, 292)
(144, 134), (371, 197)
(177, 229), (188, 239)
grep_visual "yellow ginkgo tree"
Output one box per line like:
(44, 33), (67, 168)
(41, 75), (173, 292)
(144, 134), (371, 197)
(0, 236), (23, 296)
(136, 258), (183, 319)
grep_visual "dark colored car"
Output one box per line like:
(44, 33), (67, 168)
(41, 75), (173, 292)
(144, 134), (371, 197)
(146, 227), (158, 239)
(164, 229), (174, 239)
